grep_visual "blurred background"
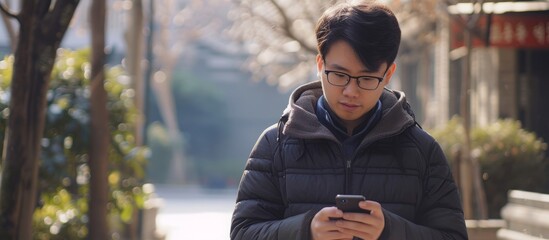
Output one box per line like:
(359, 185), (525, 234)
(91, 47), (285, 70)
(0, 0), (547, 239)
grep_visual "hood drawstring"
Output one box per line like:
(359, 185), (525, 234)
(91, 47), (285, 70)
(276, 115), (289, 143)
(275, 114), (289, 170)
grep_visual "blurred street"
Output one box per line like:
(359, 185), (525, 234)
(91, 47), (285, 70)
(155, 185), (237, 240)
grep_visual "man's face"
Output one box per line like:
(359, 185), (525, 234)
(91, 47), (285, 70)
(317, 40), (395, 130)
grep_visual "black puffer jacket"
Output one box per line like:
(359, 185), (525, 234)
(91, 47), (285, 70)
(231, 81), (467, 240)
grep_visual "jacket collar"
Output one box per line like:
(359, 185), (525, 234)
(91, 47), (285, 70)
(280, 81), (415, 144)
(316, 95), (382, 141)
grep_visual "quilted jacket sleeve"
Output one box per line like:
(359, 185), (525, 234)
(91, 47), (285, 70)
(230, 125), (315, 240)
(379, 128), (468, 240)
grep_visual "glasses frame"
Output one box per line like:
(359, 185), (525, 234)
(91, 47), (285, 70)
(323, 66), (389, 90)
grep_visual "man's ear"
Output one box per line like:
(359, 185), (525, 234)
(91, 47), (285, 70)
(316, 54), (324, 75)
(383, 63), (397, 86)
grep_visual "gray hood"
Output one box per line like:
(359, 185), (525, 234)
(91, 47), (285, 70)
(281, 81), (415, 145)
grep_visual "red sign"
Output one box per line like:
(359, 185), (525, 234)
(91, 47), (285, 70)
(451, 13), (549, 49)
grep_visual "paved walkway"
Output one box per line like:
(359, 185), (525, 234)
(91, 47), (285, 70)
(154, 185), (237, 240)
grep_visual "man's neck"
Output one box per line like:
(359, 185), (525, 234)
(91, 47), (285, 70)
(316, 96), (381, 139)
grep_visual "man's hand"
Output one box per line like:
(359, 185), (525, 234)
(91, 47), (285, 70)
(311, 207), (354, 240)
(335, 201), (385, 240)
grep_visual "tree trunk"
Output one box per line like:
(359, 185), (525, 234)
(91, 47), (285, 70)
(153, 0), (186, 184)
(448, 0), (489, 219)
(460, 30), (474, 219)
(143, 0), (154, 145)
(123, 1), (145, 238)
(89, 0), (109, 239)
(125, 0), (145, 146)
(460, 22), (488, 220)
(0, 1), (79, 239)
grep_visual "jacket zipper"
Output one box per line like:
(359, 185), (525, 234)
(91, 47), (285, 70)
(345, 159), (352, 194)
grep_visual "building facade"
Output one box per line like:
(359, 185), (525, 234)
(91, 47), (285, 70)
(397, 1), (549, 153)
(448, 1), (549, 151)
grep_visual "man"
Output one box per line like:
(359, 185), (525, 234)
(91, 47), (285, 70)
(231, 1), (468, 239)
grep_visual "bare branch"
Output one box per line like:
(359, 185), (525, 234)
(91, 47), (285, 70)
(300, 0), (316, 24)
(229, 0), (325, 87)
(0, 6), (18, 51)
(467, 0), (486, 29)
(40, 0), (80, 43)
(0, 1), (19, 21)
(267, 0), (317, 54)
(442, 0), (487, 42)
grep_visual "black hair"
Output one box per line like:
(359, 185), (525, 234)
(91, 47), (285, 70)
(315, 1), (401, 71)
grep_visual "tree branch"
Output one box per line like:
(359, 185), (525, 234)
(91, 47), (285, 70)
(442, 0), (486, 43)
(467, 0), (485, 29)
(37, 0), (53, 18)
(267, 0), (317, 54)
(0, 4), (18, 51)
(301, 0), (321, 29)
(41, 0), (80, 43)
(0, 1), (19, 21)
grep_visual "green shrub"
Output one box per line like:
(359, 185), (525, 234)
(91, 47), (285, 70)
(472, 119), (548, 217)
(430, 116), (548, 218)
(0, 49), (150, 239)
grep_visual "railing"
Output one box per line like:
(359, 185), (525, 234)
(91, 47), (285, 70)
(497, 190), (549, 240)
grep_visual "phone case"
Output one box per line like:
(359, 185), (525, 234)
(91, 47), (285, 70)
(335, 194), (370, 214)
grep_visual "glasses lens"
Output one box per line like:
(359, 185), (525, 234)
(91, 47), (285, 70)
(327, 72), (349, 86)
(357, 77), (380, 90)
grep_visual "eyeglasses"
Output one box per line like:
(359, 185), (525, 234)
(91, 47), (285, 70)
(323, 70), (386, 90)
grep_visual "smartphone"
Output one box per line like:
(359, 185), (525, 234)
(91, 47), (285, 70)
(335, 194), (370, 214)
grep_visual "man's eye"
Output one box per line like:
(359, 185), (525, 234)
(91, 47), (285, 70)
(334, 72), (347, 77)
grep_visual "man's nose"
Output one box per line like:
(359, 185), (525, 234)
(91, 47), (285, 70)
(342, 78), (360, 97)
